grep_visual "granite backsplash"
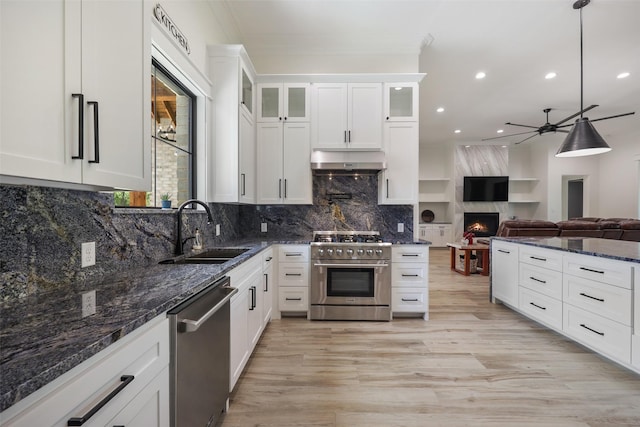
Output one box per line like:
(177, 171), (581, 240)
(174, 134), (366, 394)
(0, 175), (412, 302)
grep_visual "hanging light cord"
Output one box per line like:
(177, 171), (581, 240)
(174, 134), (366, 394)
(579, 3), (584, 119)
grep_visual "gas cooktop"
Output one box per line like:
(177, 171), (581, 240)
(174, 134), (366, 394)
(312, 230), (386, 244)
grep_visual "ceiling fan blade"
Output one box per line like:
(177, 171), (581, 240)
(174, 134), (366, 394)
(557, 129), (570, 133)
(554, 104), (598, 125)
(514, 133), (539, 145)
(504, 122), (539, 129)
(588, 111), (636, 123)
(481, 130), (537, 141)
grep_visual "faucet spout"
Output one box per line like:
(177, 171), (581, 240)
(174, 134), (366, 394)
(175, 199), (214, 255)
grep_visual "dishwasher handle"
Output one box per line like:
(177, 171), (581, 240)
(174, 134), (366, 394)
(178, 286), (237, 333)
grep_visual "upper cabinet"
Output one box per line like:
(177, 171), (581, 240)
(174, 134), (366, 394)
(209, 45), (257, 203)
(0, 0), (151, 190)
(384, 82), (419, 122)
(257, 83), (310, 122)
(311, 83), (383, 150)
(379, 122), (419, 204)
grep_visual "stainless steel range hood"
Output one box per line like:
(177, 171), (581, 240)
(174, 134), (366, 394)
(310, 150), (386, 173)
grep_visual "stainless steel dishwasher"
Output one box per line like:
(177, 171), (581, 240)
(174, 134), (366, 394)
(168, 276), (237, 427)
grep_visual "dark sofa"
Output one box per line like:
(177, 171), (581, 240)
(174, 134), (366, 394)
(495, 217), (640, 242)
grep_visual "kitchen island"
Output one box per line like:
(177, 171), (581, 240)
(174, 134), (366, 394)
(491, 236), (640, 375)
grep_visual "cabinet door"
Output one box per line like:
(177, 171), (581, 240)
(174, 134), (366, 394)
(108, 367), (169, 427)
(240, 65), (254, 116)
(0, 0), (82, 183)
(384, 82), (418, 122)
(262, 251), (275, 325)
(80, 0), (150, 190)
(257, 83), (283, 122)
(312, 83), (348, 149)
(283, 123), (312, 204)
(379, 123), (418, 204)
(348, 83), (382, 149)
(230, 287), (250, 391)
(491, 241), (519, 306)
(239, 107), (256, 203)
(257, 122), (284, 204)
(284, 83), (310, 122)
(247, 273), (263, 351)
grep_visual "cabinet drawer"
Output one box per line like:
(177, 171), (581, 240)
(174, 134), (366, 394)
(278, 287), (308, 312)
(563, 304), (631, 364)
(278, 245), (309, 262)
(519, 246), (563, 271)
(392, 287), (428, 312)
(518, 287), (562, 330)
(563, 254), (632, 289)
(563, 275), (632, 326)
(392, 246), (428, 263)
(392, 263), (427, 287)
(519, 263), (562, 300)
(262, 248), (275, 270)
(278, 262), (309, 287)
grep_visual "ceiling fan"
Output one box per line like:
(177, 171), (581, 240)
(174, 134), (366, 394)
(483, 0), (635, 152)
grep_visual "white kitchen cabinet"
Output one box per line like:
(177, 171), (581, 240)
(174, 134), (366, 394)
(277, 245), (310, 316)
(632, 268), (640, 369)
(257, 83), (310, 122)
(391, 245), (429, 319)
(379, 122), (418, 204)
(418, 224), (452, 247)
(257, 122), (312, 204)
(490, 240), (519, 307)
(311, 83), (382, 150)
(262, 248), (275, 324)
(384, 82), (419, 122)
(209, 45), (257, 203)
(0, 317), (169, 426)
(0, 0), (151, 190)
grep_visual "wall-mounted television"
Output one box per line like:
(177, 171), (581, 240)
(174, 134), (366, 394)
(463, 176), (509, 202)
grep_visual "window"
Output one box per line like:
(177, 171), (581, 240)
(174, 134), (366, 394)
(114, 59), (196, 207)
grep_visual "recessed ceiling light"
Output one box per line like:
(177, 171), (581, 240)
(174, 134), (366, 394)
(545, 72), (557, 79)
(454, 129), (461, 134)
(436, 107), (445, 113)
(475, 71), (486, 79)
(617, 72), (630, 79)
(497, 129), (504, 134)
(464, 145), (471, 148)
(501, 145), (508, 148)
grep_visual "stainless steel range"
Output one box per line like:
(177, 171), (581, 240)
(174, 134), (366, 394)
(310, 231), (391, 321)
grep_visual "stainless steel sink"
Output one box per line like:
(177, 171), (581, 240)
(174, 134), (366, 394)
(159, 248), (250, 265)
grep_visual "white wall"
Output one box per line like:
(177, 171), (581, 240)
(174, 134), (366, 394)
(251, 53), (419, 74)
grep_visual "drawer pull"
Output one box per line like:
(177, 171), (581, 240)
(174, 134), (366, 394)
(530, 256), (547, 262)
(579, 292), (604, 302)
(67, 375), (135, 426)
(497, 249), (510, 254)
(530, 276), (547, 284)
(402, 274), (420, 277)
(286, 253), (303, 257)
(285, 297), (302, 301)
(529, 302), (547, 310)
(402, 298), (419, 302)
(285, 273), (302, 276)
(579, 266), (605, 274)
(580, 323), (605, 336)
(402, 254), (420, 257)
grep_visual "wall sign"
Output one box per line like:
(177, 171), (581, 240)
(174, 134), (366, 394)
(153, 3), (191, 55)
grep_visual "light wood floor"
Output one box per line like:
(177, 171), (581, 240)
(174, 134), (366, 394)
(219, 249), (640, 427)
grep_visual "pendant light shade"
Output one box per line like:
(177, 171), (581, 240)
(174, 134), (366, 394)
(555, 117), (611, 157)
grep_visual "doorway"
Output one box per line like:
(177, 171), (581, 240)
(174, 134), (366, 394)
(567, 179), (584, 219)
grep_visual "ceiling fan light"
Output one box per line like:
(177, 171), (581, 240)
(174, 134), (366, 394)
(555, 118), (611, 157)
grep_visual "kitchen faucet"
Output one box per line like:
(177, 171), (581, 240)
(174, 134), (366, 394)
(175, 199), (214, 255)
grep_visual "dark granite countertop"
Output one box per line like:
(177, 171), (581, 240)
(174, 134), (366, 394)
(0, 240), (303, 412)
(492, 236), (640, 264)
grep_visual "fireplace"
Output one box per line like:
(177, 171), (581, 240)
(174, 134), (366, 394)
(464, 212), (500, 237)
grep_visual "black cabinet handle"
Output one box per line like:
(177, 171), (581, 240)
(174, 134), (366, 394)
(580, 323), (605, 336)
(72, 93), (84, 160)
(530, 256), (547, 262)
(579, 266), (605, 274)
(579, 292), (605, 302)
(249, 286), (256, 310)
(285, 297), (302, 301)
(344, 130), (347, 143)
(402, 298), (419, 302)
(402, 274), (419, 277)
(529, 302), (546, 310)
(386, 179), (389, 198)
(348, 130), (351, 142)
(530, 276), (547, 284)
(284, 179), (288, 198)
(285, 273), (302, 276)
(402, 254), (420, 257)
(498, 249), (510, 254)
(88, 101), (100, 163)
(278, 178), (282, 198)
(264, 273), (269, 292)
(241, 173), (246, 196)
(67, 375), (134, 426)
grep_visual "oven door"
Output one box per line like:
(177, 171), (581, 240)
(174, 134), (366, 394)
(311, 260), (390, 306)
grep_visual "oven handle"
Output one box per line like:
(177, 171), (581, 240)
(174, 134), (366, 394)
(313, 262), (389, 268)
(178, 287), (238, 333)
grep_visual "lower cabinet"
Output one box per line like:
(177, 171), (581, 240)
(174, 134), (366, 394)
(277, 245), (310, 316)
(391, 245), (429, 319)
(1, 316), (169, 426)
(490, 240), (519, 307)
(419, 224), (452, 247)
(262, 247), (275, 325)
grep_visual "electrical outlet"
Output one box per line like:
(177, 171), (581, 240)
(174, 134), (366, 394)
(397, 223), (405, 233)
(261, 222), (267, 233)
(82, 290), (96, 318)
(81, 242), (95, 267)
(215, 224), (221, 236)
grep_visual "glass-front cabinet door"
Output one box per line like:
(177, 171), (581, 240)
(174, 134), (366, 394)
(257, 83), (310, 122)
(241, 67), (253, 115)
(384, 82), (418, 122)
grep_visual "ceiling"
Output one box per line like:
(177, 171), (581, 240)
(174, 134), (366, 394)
(212, 0), (640, 148)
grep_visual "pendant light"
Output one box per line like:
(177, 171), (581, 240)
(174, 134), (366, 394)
(555, 0), (612, 157)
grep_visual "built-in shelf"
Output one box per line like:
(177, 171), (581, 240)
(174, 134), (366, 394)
(419, 178), (450, 182)
(509, 177), (539, 182)
(508, 200), (539, 204)
(419, 195), (450, 203)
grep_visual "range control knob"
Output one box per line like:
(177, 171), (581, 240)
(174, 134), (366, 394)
(317, 249), (324, 256)
(326, 249), (334, 255)
(336, 249), (343, 255)
(366, 249), (374, 256)
(375, 249), (383, 256)
(346, 248), (354, 256)
(357, 249), (365, 255)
